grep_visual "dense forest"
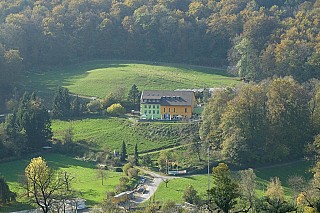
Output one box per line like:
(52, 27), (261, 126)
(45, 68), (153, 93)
(200, 77), (319, 165)
(0, 0), (320, 108)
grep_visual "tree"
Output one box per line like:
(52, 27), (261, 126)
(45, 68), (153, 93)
(233, 37), (259, 80)
(70, 95), (81, 117)
(257, 177), (296, 212)
(220, 84), (267, 164)
(208, 163), (240, 213)
(15, 92), (52, 149)
(134, 143), (139, 166)
(62, 125), (74, 144)
(0, 177), (16, 205)
(106, 103), (125, 116)
(123, 163), (133, 176)
(24, 157), (70, 213)
(87, 100), (102, 113)
(96, 167), (107, 186)
(267, 77), (311, 160)
(128, 84), (140, 107)
(183, 184), (200, 205)
(200, 87), (235, 148)
(141, 154), (152, 167)
(238, 168), (257, 212)
(120, 141), (127, 162)
(52, 87), (71, 118)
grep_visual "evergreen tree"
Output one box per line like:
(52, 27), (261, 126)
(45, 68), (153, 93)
(134, 143), (139, 166)
(15, 92), (52, 149)
(52, 87), (71, 118)
(121, 141), (127, 162)
(0, 177), (16, 204)
(128, 84), (140, 107)
(209, 163), (240, 213)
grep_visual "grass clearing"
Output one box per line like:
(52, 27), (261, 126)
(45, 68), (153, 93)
(0, 153), (123, 212)
(52, 117), (198, 154)
(24, 60), (238, 102)
(153, 160), (312, 203)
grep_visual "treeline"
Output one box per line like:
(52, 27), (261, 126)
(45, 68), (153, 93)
(0, 92), (52, 159)
(0, 0), (319, 96)
(200, 77), (320, 165)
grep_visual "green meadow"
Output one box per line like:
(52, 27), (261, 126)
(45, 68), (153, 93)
(52, 117), (197, 154)
(24, 60), (238, 101)
(0, 153), (123, 212)
(154, 160), (312, 203)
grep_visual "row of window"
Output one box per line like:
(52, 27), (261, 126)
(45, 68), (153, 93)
(143, 99), (160, 103)
(144, 110), (160, 114)
(142, 106), (189, 113)
(163, 108), (188, 113)
(142, 105), (160, 109)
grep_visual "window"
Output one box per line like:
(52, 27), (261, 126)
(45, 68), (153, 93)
(173, 108), (175, 112)
(185, 108), (187, 113)
(164, 108), (166, 112)
(153, 105), (155, 108)
(149, 110), (151, 114)
(157, 105), (159, 109)
(153, 110), (155, 114)
(144, 110), (147, 114)
(157, 111), (159, 114)
(149, 105), (151, 108)
(169, 108), (170, 112)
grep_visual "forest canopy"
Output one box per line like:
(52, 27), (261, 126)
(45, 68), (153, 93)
(0, 0), (319, 107)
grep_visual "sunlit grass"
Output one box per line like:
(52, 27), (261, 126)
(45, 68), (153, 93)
(0, 153), (123, 212)
(154, 160), (312, 203)
(52, 117), (180, 154)
(24, 60), (238, 102)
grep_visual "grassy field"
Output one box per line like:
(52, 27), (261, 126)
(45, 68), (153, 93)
(154, 160), (312, 203)
(0, 153), (123, 212)
(52, 117), (198, 154)
(24, 60), (238, 102)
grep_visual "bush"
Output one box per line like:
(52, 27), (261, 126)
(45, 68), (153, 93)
(106, 103), (125, 116)
(87, 100), (102, 112)
(127, 167), (139, 178)
(123, 163), (133, 176)
(183, 184), (200, 205)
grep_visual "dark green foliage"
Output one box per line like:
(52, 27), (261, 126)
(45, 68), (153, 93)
(0, 0), (318, 94)
(208, 163), (240, 213)
(127, 84), (140, 108)
(120, 141), (127, 162)
(0, 177), (16, 205)
(15, 93), (52, 149)
(52, 87), (71, 118)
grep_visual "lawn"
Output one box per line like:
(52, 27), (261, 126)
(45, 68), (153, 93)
(52, 117), (198, 154)
(24, 60), (238, 102)
(154, 160), (313, 203)
(0, 153), (123, 212)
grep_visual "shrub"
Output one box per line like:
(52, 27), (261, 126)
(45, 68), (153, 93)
(87, 100), (102, 112)
(106, 103), (125, 116)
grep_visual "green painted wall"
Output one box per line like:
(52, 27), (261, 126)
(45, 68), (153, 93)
(140, 104), (161, 119)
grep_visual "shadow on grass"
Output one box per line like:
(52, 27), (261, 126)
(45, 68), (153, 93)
(0, 201), (34, 212)
(44, 153), (96, 170)
(24, 62), (129, 104)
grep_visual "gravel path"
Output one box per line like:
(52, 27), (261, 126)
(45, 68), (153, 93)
(132, 170), (179, 205)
